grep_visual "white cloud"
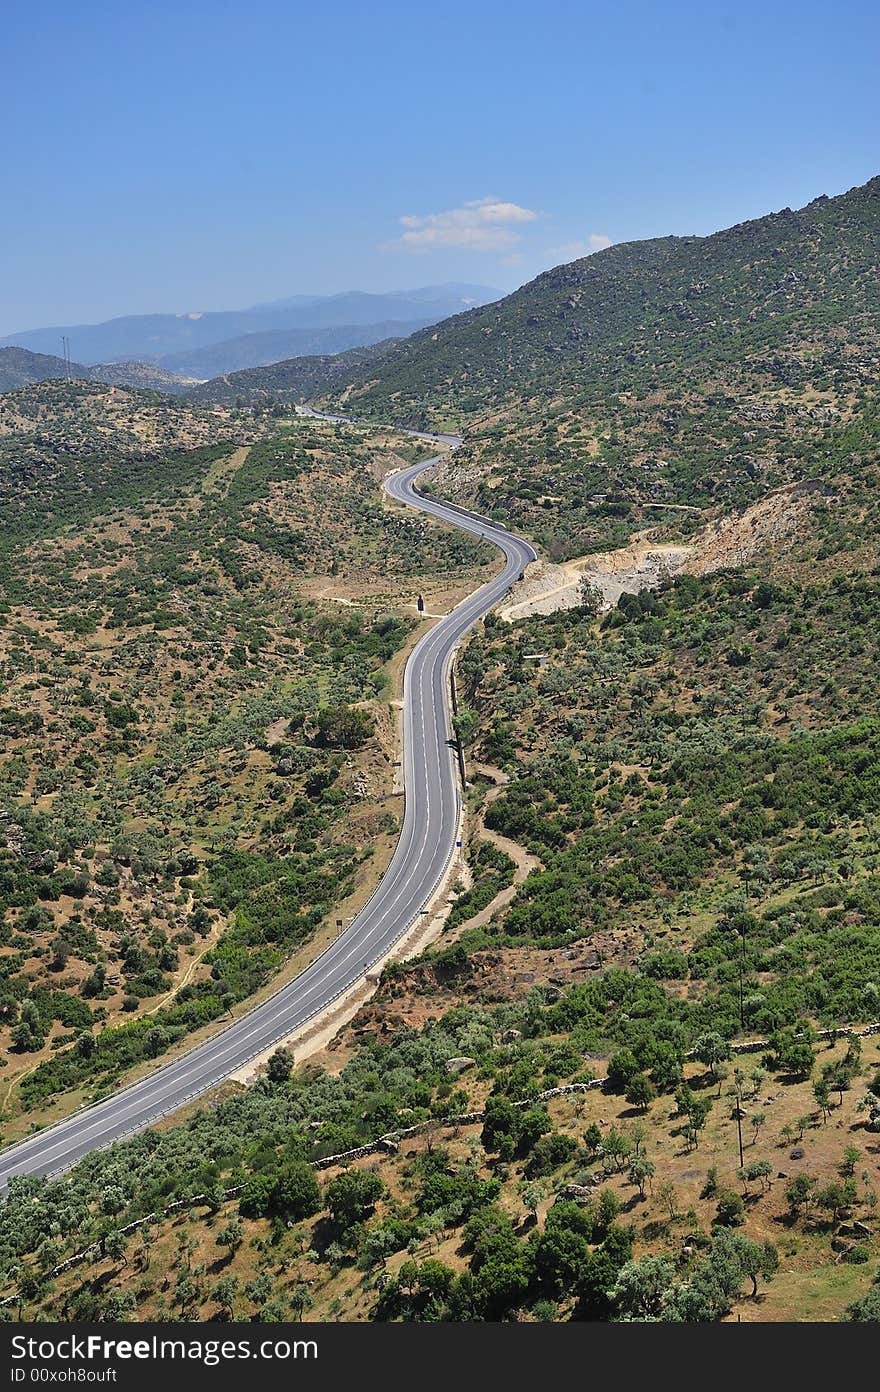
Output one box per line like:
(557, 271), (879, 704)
(387, 197), (539, 253)
(548, 233), (613, 261)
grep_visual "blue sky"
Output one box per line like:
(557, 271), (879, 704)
(3, 0), (879, 334)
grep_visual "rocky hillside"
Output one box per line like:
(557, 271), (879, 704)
(0, 346), (86, 392)
(319, 175), (880, 427)
(186, 177), (880, 563)
(86, 360), (199, 393)
(193, 176), (879, 428)
(0, 347), (198, 396)
(187, 338), (398, 406)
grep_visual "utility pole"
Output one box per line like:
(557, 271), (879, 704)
(449, 664), (467, 788)
(733, 1070), (745, 1169)
(737, 880), (749, 1030)
(738, 925), (745, 1030)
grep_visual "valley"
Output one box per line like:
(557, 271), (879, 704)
(1, 175), (879, 1325)
(0, 408), (496, 1142)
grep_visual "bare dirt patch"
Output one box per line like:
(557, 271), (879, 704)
(500, 479), (837, 621)
(686, 478), (837, 575)
(501, 542), (692, 621)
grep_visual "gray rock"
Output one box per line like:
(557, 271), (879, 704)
(838, 1220), (872, 1239)
(445, 1056), (477, 1075)
(558, 1183), (597, 1204)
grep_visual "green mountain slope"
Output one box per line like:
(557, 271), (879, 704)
(189, 177), (880, 563)
(325, 175), (880, 426)
(192, 176), (879, 432)
(186, 338), (399, 406)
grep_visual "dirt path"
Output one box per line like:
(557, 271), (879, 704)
(2, 1063), (36, 1113)
(146, 910), (224, 1017)
(450, 826), (541, 936)
(442, 765), (543, 941)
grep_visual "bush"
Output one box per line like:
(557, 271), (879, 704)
(714, 1190), (745, 1227)
(270, 1161), (321, 1222)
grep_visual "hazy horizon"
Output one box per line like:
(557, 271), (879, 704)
(0, 282), (505, 341)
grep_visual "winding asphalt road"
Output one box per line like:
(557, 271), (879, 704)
(0, 424), (535, 1189)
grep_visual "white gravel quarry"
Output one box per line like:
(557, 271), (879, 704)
(500, 542), (692, 620)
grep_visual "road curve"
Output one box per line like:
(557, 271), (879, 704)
(0, 425), (535, 1189)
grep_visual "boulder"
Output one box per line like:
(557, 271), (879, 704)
(558, 1183), (598, 1204)
(445, 1056), (476, 1075)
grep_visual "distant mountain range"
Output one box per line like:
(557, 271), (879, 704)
(0, 284), (498, 376)
(157, 319), (440, 380)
